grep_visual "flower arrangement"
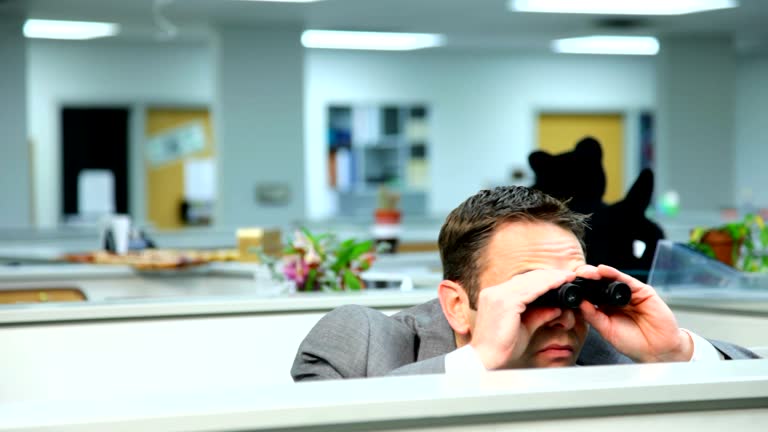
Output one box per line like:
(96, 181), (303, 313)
(689, 213), (768, 272)
(270, 228), (377, 291)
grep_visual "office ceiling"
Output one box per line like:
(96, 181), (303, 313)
(9, 0), (768, 54)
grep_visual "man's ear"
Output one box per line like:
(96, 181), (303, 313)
(438, 280), (470, 335)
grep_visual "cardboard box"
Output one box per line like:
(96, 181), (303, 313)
(237, 228), (282, 262)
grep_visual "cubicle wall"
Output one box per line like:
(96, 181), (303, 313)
(1, 311), (327, 402)
(0, 290), (436, 403)
(2, 359), (767, 432)
(674, 309), (768, 349)
(2, 290), (768, 404)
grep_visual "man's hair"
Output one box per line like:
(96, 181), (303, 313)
(438, 186), (589, 309)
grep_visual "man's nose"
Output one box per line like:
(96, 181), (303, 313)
(547, 307), (576, 330)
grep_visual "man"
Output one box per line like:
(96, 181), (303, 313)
(292, 187), (758, 381)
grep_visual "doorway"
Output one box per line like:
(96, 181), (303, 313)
(61, 107), (130, 222)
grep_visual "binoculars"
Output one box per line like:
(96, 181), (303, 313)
(529, 278), (631, 309)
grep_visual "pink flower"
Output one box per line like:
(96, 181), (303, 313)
(283, 255), (308, 285)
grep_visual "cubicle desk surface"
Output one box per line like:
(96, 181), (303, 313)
(1, 360), (766, 432)
(0, 263), (436, 325)
(660, 288), (768, 348)
(662, 287), (768, 315)
(0, 289), (436, 325)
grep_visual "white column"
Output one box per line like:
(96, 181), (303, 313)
(656, 37), (735, 211)
(0, 16), (30, 228)
(213, 27), (305, 228)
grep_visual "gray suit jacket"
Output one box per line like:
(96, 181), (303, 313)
(291, 299), (760, 381)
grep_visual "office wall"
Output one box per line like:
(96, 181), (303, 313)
(734, 57), (768, 208)
(305, 50), (656, 219)
(656, 37), (735, 211)
(0, 17), (30, 228)
(213, 27), (305, 228)
(25, 40), (768, 227)
(27, 39), (212, 228)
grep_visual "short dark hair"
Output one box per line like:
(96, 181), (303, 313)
(438, 186), (589, 309)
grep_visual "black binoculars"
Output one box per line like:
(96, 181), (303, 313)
(529, 278), (631, 309)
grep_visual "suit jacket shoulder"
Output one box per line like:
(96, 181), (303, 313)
(710, 339), (761, 359)
(291, 299), (455, 381)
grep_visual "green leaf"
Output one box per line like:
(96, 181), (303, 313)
(760, 228), (768, 247)
(343, 269), (362, 291)
(331, 240), (358, 273)
(689, 242), (715, 259)
(338, 238), (357, 251)
(724, 223), (746, 240)
(690, 227), (706, 243)
(305, 268), (317, 291)
(300, 227), (321, 250)
(348, 240), (374, 261)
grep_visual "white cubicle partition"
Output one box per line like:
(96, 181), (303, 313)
(1, 360), (767, 432)
(0, 290), (436, 403)
(2, 284), (768, 404)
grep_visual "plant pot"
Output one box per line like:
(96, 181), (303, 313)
(700, 229), (741, 267)
(374, 209), (401, 224)
(373, 209), (402, 254)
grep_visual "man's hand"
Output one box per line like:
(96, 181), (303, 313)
(470, 269), (576, 369)
(576, 264), (694, 363)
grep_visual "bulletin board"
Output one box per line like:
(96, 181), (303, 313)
(145, 108), (214, 229)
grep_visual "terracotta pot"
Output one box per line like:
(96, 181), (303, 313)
(700, 229), (741, 267)
(374, 209), (401, 224)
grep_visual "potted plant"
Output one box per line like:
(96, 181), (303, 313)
(689, 213), (768, 272)
(373, 186), (402, 253)
(260, 228), (376, 291)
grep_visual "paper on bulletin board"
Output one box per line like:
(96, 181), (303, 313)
(184, 158), (216, 202)
(145, 121), (207, 166)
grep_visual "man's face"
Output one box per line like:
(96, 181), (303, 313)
(469, 220), (589, 368)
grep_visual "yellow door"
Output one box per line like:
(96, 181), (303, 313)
(537, 113), (624, 204)
(145, 108), (214, 229)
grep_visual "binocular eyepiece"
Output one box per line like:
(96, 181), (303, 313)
(529, 278), (631, 309)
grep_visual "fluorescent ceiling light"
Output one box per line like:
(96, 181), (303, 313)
(301, 30), (444, 51)
(552, 36), (660, 55)
(510, 0), (738, 15)
(24, 19), (120, 40)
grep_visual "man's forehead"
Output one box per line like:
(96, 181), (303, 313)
(479, 222), (585, 283)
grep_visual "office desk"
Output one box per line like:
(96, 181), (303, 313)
(1, 360), (766, 432)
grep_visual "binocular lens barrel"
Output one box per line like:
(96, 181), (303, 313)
(529, 282), (583, 309)
(529, 279), (631, 309)
(579, 280), (631, 307)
